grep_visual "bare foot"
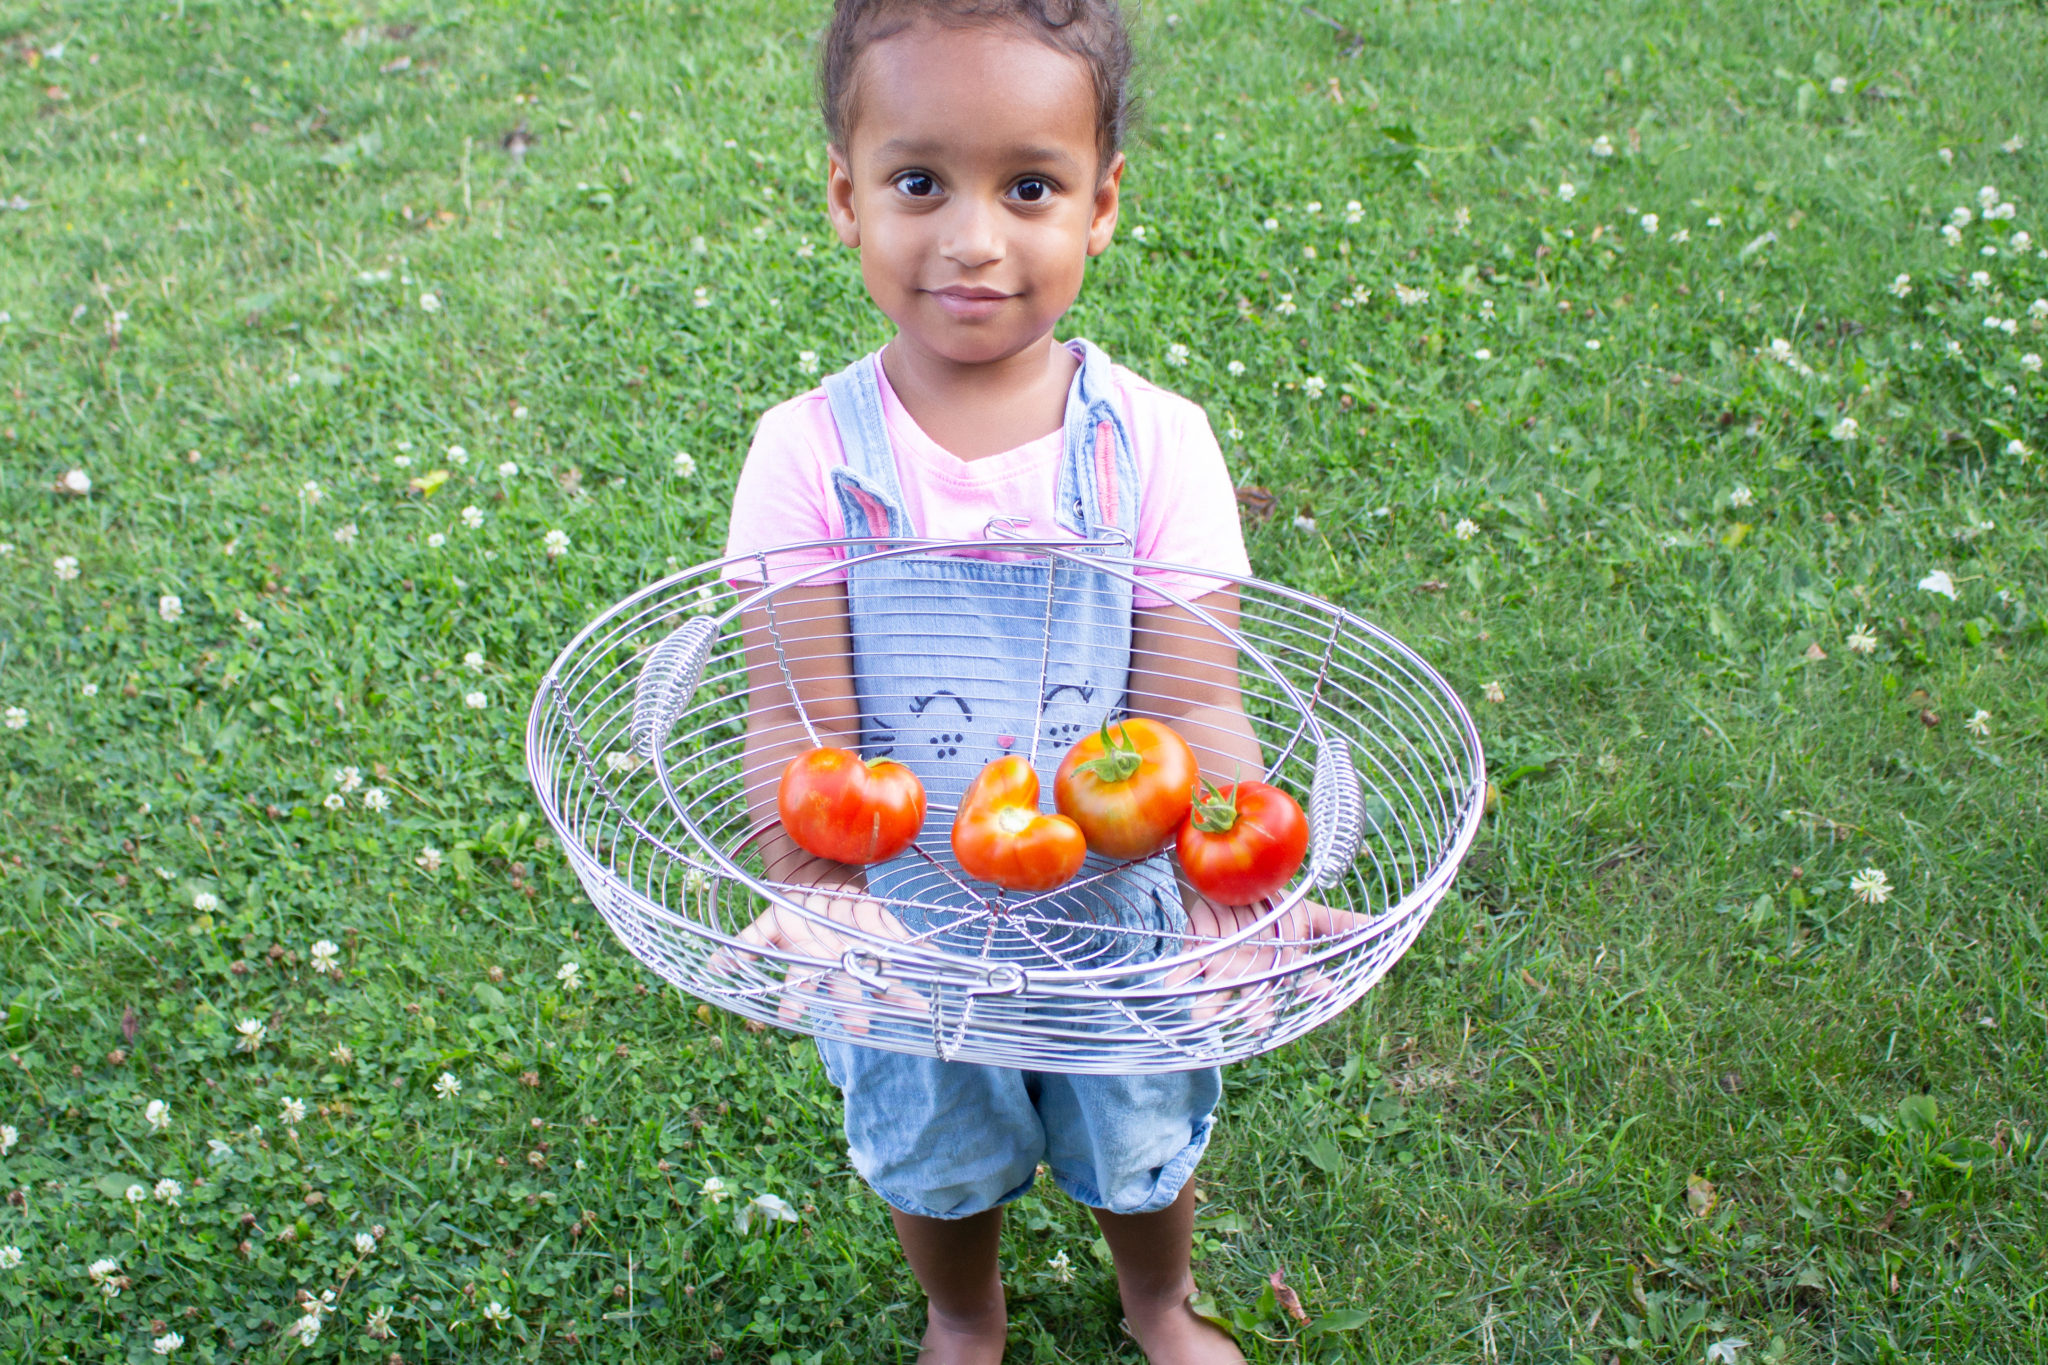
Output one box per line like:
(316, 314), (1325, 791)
(915, 1305), (1008, 1364)
(1122, 1290), (1244, 1365)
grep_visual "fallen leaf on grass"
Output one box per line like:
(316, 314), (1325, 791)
(1686, 1174), (1716, 1217)
(1234, 485), (1276, 521)
(1268, 1271), (1309, 1325)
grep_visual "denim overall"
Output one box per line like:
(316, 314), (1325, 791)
(810, 341), (1221, 1219)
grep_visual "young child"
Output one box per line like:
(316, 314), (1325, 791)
(722, 3), (1262, 1360)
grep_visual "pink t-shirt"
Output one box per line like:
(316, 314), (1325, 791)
(723, 344), (1249, 607)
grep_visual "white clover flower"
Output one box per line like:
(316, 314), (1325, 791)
(145, 1099), (171, 1133)
(1827, 75), (1850, 95)
(1590, 134), (1615, 158)
(158, 594), (184, 623)
(1918, 569), (1958, 599)
(2014, 231), (2033, 252)
(543, 528), (570, 559)
(433, 1071), (461, 1100)
(1302, 375), (1326, 399)
(1941, 224), (1963, 247)
(463, 691), (487, 710)
(1964, 709), (1991, 737)
(310, 940), (340, 975)
(1979, 184), (2000, 209)
(448, 444), (468, 465)
(1165, 342), (1190, 367)
(736, 1192), (801, 1234)
(362, 787), (390, 812)
(1969, 270), (1992, 291)
(125, 1183), (147, 1204)
(461, 505), (484, 529)
(1669, 228), (1690, 244)
(81, 682), (98, 698)
(300, 479), (324, 503)
(1640, 212), (1659, 234)
(206, 1139), (234, 1162)
(1393, 282), (1429, 307)
(234, 609), (263, 633)
(322, 792), (346, 811)
(355, 1231), (376, 1255)
(2003, 135), (2026, 154)
(1586, 338), (1602, 350)
(497, 461), (519, 478)
(2029, 298), (2048, 319)
(153, 1177), (182, 1205)
(701, 1175), (731, 1203)
(797, 349), (820, 375)
(392, 452), (412, 468)
(333, 522), (360, 547)
(2, 707), (24, 731)
(1473, 348), (1493, 361)
(1345, 199), (1364, 223)
(418, 292), (441, 312)
(152, 1331), (183, 1355)
(426, 531), (447, 548)
(1939, 146), (1954, 164)
(1557, 181), (1576, 201)
(1292, 514), (1317, 533)
(1451, 204), (1470, 234)
(1849, 867), (1893, 905)
(416, 846), (444, 873)
(1261, 216), (1279, 231)
(795, 238), (815, 259)
(556, 962), (583, 991)
(672, 450), (697, 478)
(1454, 518), (1480, 541)
(332, 765), (362, 792)
(279, 1096), (308, 1126)
(482, 1302), (512, 1325)
(290, 1315), (321, 1347)
(56, 467), (92, 496)
(235, 1017), (266, 1053)
(1226, 359), (1246, 377)
(1482, 680), (1506, 704)
(1829, 417), (1860, 442)
(1952, 206), (1975, 228)
(692, 286), (711, 308)
(1889, 273), (1912, 298)
(2021, 354), (2042, 373)
(2007, 439), (2032, 458)
(1944, 338), (1964, 356)
(89, 1258), (119, 1284)
(0, 1246), (21, 1270)
(462, 650), (486, 674)
(0, 1124), (17, 1154)
(1048, 1249), (1074, 1283)
(54, 555), (81, 581)
(1725, 484), (1755, 510)
(1274, 292), (1297, 316)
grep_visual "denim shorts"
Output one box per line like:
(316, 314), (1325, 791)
(816, 1039), (1221, 1219)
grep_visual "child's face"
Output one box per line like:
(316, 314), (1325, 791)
(826, 23), (1122, 368)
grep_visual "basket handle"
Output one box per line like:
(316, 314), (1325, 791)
(630, 616), (720, 760)
(1306, 733), (1365, 888)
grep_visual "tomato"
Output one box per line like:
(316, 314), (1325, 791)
(777, 746), (927, 865)
(1053, 718), (1199, 861)
(951, 755), (1087, 892)
(1174, 780), (1309, 905)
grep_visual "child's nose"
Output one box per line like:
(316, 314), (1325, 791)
(940, 196), (1005, 270)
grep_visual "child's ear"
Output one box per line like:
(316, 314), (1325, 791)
(1085, 151), (1125, 258)
(826, 144), (861, 249)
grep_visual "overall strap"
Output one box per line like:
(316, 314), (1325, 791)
(1054, 339), (1141, 544)
(821, 352), (914, 544)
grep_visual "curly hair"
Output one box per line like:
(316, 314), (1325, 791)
(819, 0), (1136, 175)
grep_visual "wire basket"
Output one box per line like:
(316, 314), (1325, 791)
(526, 537), (1484, 1073)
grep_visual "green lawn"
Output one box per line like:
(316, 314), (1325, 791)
(2, 0), (2045, 1360)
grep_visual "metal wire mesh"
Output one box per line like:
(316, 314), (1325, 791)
(526, 538), (1485, 1073)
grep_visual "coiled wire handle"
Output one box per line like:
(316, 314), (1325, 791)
(1307, 732), (1365, 888)
(630, 616), (719, 760)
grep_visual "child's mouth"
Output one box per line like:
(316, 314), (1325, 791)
(929, 287), (1014, 320)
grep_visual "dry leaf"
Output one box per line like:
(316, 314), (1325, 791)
(1269, 1270), (1309, 1325)
(1686, 1174), (1716, 1217)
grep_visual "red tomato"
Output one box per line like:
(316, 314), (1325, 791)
(951, 755), (1087, 892)
(1053, 718), (1199, 861)
(777, 746), (926, 865)
(1175, 780), (1309, 905)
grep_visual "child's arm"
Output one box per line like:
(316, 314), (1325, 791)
(726, 581), (921, 1030)
(1128, 590), (1367, 1028)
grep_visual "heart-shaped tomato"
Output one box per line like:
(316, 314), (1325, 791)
(951, 755), (1087, 892)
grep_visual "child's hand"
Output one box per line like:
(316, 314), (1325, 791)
(1169, 893), (1372, 1034)
(715, 868), (925, 1036)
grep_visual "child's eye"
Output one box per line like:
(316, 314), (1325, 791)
(1011, 177), (1054, 203)
(894, 172), (939, 198)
